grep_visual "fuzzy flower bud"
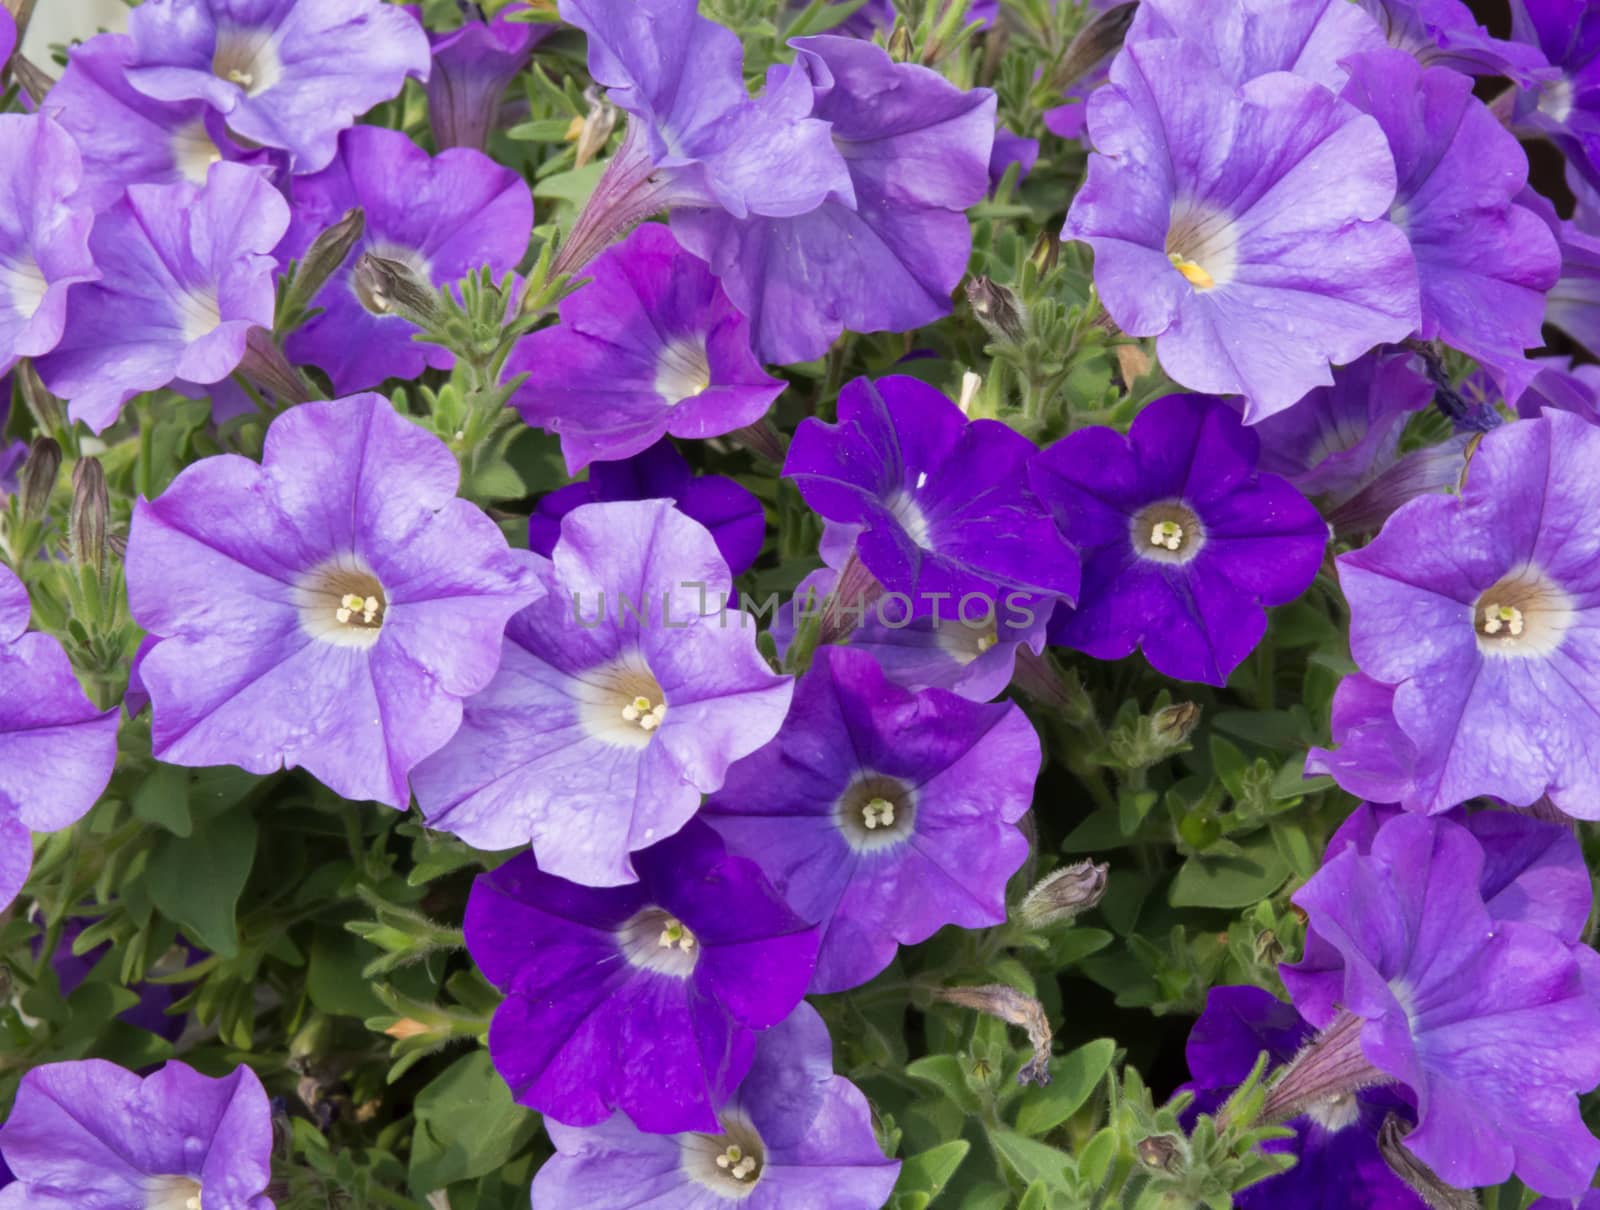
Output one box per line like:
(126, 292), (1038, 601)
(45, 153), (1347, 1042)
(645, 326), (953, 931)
(1152, 701), (1201, 746)
(1017, 860), (1109, 930)
(283, 207), (365, 320)
(887, 22), (914, 64)
(1376, 1115), (1479, 1210)
(966, 275), (1025, 344)
(933, 984), (1054, 1086)
(1049, 1), (1137, 91)
(352, 252), (439, 327)
(17, 361), (65, 433)
(18, 437), (60, 526)
(68, 457), (108, 575)
(1136, 1134), (1183, 1173)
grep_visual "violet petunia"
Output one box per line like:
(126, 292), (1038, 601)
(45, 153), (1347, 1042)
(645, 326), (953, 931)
(1124, 0), (1386, 89)
(0, 8), (11, 74)
(1308, 410), (1600, 817)
(1509, 0), (1600, 192)
(1358, 0), (1552, 83)
(1341, 49), (1559, 404)
(703, 645), (1039, 993)
(532, 1001), (900, 1209)
(784, 375), (1080, 622)
(0, 565), (120, 914)
(0, 1059), (274, 1210)
(280, 125), (532, 394)
(673, 34), (996, 365)
(1064, 37), (1419, 421)
(465, 819), (820, 1134)
(1521, 180), (1600, 361)
(424, 3), (551, 151)
(1518, 357), (1600, 425)
(44, 920), (195, 1042)
(0, 114), (97, 373)
(122, 0), (430, 174)
(33, 162), (287, 434)
(1029, 393), (1328, 686)
(506, 223), (785, 472)
(1272, 809), (1600, 1198)
(527, 439), (765, 578)
(124, 394), (542, 808)
(412, 499), (792, 887)
(1182, 985), (1425, 1210)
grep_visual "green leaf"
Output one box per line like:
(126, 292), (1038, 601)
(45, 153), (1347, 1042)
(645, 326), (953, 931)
(1016, 1181), (1050, 1210)
(408, 1050), (540, 1193)
(892, 1139), (970, 1202)
(1169, 832), (1291, 910)
(988, 1129), (1074, 1190)
(131, 762), (192, 837)
(533, 162), (606, 207)
(906, 1054), (981, 1113)
(145, 808), (258, 957)
(307, 927), (386, 1018)
(1014, 1038), (1116, 1136)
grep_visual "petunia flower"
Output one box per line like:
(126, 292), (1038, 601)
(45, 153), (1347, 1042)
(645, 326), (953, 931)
(1181, 985), (1425, 1210)
(1357, 0), (1553, 83)
(531, 1002), (900, 1209)
(121, 0), (430, 173)
(464, 819), (820, 1134)
(33, 162), (287, 434)
(1063, 37), (1419, 420)
(784, 375), (1080, 624)
(1272, 809), (1600, 1198)
(1308, 409), (1600, 816)
(0, 1059), (274, 1209)
(411, 498), (792, 887)
(1029, 393), (1327, 686)
(1340, 49), (1559, 404)
(0, 9), (12, 74)
(0, 114), (98, 373)
(703, 645), (1039, 993)
(279, 125), (532, 394)
(1518, 357), (1600, 424)
(1521, 179), (1600, 361)
(0, 565), (120, 914)
(423, 2), (551, 151)
(1125, 0), (1386, 89)
(527, 439), (765, 578)
(1508, 0), (1600, 192)
(124, 394), (542, 808)
(505, 223), (785, 472)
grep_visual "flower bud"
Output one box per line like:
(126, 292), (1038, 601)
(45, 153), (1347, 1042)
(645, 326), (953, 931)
(9, 53), (55, 105)
(1017, 860), (1108, 930)
(69, 457), (108, 575)
(1135, 1134), (1182, 1172)
(1107, 699), (1201, 769)
(887, 22), (914, 63)
(1029, 227), (1059, 275)
(966, 275), (1026, 344)
(574, 86), (619, 169)
(956, 370), (982, 416)
(933, 984), (1054, 1086)
(19, 437), (61, 525)
(352, 252), (438, 326)
(17, 360), (65, 433)
(1377, 1115), (1479, 1210)
(283, 207), (365, 319)
(1050, 1), (1137, 91)
(1152, 701), (1201, 746)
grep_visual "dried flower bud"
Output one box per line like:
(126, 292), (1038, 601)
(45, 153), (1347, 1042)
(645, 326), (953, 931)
(574, 86), (619, 169)
(1112, 341), (1153, 386)
(9, 53), (55, 105)
(1017, 860), (1109, 930)
(69, 457), (108, 574)
(966, 275), (1026, 344)
(19, 437), (61, 525)
(887, 22), (914, 63)
(957, 370), (982, 416)
(352, 252), (438, 326)
(237, 326), (314, 406)
(1377, 1115), (1479, 1210)
(284, 207), (365, 318)
(933, 984), (1054, 1086)
(17, 360), (65, 433)
(1136, 1134), (1182, 1172)
(1029, 227), (1060, 276)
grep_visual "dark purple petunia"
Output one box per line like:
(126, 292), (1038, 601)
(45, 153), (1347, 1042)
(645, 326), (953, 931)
(0, 1060), (274, 1209)
(280, 125), (533, 394)
(1030, 393), (1327, 686)
(506, 223), (784, 472)
(0, 565), (121, 915)
(122, 0), (430, 173)
(464, 819), (820, 1134)
(44, 920), (193, 1042)
(33, 162), (287, 434)
(703, 645), (1039, 993)
(125, 395), (542, 809)
(785, 374), (1080, 621)
(527, 439), (765, 578)
(1182, 985), (1425, 1210)
(532, 1001), (900, 1208)
(1522, 178), (1600, 360)
(424, 3), (551, 151)
(1509, 0), (1600, 192)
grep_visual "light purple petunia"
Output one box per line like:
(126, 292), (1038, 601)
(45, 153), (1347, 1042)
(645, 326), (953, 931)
(121, 0), (431, 173)
(0, 1059), (274, 1210)
(464, 819), (820, 1134)
(0, 114), (97, 373)
(412, 498), (791, 887)
(1030, 393), (1328, 686)
(1340, 49), (1559, 404)
(784, 375), (1080, 623)
(1518, 356), (1600, 425)
(424, 2), (550, 151)
(280, 125), (532, 395)
(1358, 0), (1552, 83)
(43, 34), (279, 213)
(0, 8), (12, 74)
(506, 223), (785, 473)
(1308, 410), (1600, 817)
(1064, 37), (1419, 421)
(124, 394), (542, 808)
(703, 645), (1038, 993)
(33, 162), (286, 434)
(527, 439), (766, 578)
(1509, 0), (1600, 192)
(1124, 0), (1386, 89)
(1274, 808), (1600, 1198)
(673, 34), (996, 365)
(1521, 180), (1600, 361)
(0, 565), (120, 914)
(532, 1001), (900, 1209)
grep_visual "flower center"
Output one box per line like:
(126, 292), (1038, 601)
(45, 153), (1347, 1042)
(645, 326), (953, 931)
(682, 1112), (766, 1200)
(211, 27), (283, 96)
(0, 253), (48, 321)
(293, 560), (388, 650)
(618, 906), (699, 977)
(1130, 500), (1205, 565)
(1540, 75), (1576, 124)
(175, 286), (224, 342)
(144, 1176), (203, 1210)
(1303, 1090), (1361, 1133)
(1165, 203), (1238, 291)
(836, 774), (916, 850)
(655, 336), (713, 406)
(574, 651), (669, 749)
(172, 119), (223, 185)
(1472, 566), (1573, 658)
(888, 489), (935, 550)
